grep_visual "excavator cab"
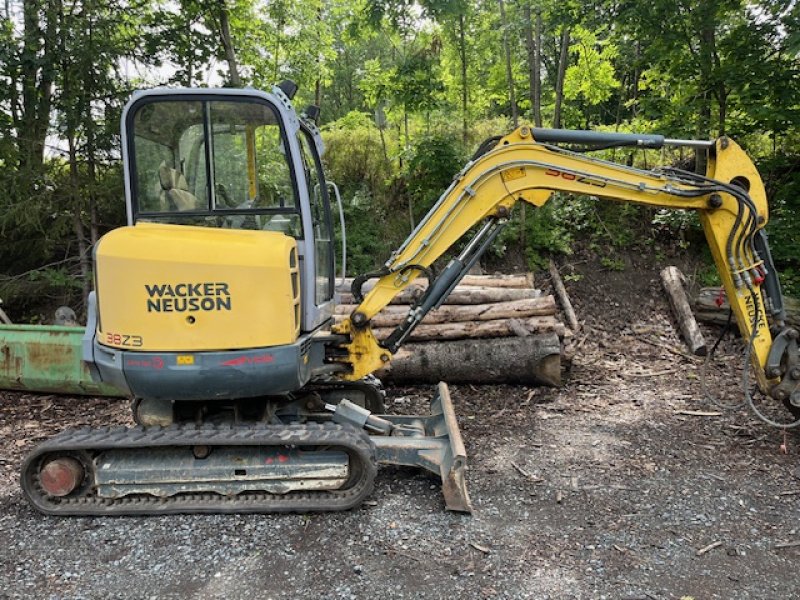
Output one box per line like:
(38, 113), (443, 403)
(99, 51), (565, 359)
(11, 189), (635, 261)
(18, 83), (473, 516)
(82, 85), (340, 404)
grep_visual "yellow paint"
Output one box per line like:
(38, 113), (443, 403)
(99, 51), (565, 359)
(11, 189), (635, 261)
(176, 355), (195, 365)
(501, 167), (526, 182)
(331, 319), (389, 381)
(95, 222), (300, 352)
(246, 126), (257, 201)
(701, 138), (772, 388)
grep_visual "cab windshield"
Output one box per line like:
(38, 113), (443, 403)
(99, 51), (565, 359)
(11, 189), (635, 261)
(129, 97), (301, 236)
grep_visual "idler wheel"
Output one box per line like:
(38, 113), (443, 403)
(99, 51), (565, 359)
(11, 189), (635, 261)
(39, 457), (84, 497)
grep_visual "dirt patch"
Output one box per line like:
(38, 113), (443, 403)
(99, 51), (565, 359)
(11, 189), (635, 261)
(2, 253), (800, 599)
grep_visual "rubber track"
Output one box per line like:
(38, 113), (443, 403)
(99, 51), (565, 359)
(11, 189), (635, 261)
(21, 422), (377, 516)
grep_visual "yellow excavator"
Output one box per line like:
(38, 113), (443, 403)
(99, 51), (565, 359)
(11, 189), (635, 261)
(19, 81), (800, 515)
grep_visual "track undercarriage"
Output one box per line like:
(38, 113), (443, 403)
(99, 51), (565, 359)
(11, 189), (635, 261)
(21, 381), (472, 515)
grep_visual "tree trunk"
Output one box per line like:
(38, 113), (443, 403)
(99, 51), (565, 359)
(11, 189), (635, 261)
(334, 296), (557, 327)
(337, 285), (540, 306)
(553, 27), (570, 129)
(459, 14), (468, 143)
(216, 0), (242, 86)
(377, 335), (562, 386)
(694, 287), (800, 329)
(533, 7), (542, 128)
(315, 5), (323, 108)
(67, 133), (91, 310)
(370, 315), (565, 342)
(660, 266), (707, 356)
(524, 4), (535, 121)
(631, 41), (640, 118)
(338, 273), (535, 291)
(498, 0), (518, 127)
(17, 0), (57, 175)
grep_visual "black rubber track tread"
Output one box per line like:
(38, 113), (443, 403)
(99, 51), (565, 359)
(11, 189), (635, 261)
(21, 422), (377, 516)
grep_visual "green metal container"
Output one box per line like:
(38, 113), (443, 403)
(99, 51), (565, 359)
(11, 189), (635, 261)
(0, 324), (125, 397)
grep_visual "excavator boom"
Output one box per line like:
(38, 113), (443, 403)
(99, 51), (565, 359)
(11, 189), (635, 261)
(334, 126), (798, 421)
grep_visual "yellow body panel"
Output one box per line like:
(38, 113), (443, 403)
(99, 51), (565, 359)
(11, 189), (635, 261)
(95, 222), (300, 352)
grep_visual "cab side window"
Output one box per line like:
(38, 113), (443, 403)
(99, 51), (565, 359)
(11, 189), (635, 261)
(297, 130), (333, 304)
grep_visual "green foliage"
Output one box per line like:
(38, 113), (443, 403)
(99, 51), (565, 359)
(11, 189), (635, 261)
(322, 111), (392, 200)
(491, 197), (574, 271)
(563, 26), (620, 107)
(404, 133), (465, 223)
(760, 155), (800, 297)
(2, 0), (800, 317)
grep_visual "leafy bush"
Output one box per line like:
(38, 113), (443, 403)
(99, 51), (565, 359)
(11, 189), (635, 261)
(403, 133), (466, 225)
(760, 155), (800, 297)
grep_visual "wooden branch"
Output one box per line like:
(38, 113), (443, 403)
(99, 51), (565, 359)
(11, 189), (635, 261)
(660, 266), (707, 356)
(548, 260), (580, 332)
(377, 334), (562, 386)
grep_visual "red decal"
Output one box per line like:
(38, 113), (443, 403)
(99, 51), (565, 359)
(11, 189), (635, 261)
(221, 354), (274, 367)
(714, 288), (726, 308)
(125, 357), (164, 370)
(278, 454), (288, 463)
(221, 356), (249, 367)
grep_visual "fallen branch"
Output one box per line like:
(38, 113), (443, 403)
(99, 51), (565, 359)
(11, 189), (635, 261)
(774, 540), (800, 550)
(695, 541), (723, 556)
(675, 410), (724, 417)
(549, 260), (580, 332)
(661, 266), (707, 356)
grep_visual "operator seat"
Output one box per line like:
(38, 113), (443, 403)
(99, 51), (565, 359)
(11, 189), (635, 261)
(158, 163), (200, 211)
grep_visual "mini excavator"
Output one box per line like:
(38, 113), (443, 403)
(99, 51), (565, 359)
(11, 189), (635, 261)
(19, 82), (800, 515)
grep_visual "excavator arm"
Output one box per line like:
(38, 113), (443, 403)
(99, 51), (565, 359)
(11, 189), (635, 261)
(332, 126), (799, 417)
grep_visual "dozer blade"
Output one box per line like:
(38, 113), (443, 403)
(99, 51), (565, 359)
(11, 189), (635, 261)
(373, 382), (473, 513)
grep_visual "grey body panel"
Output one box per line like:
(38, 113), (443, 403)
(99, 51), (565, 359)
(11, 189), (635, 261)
(86, 329), (326, 401)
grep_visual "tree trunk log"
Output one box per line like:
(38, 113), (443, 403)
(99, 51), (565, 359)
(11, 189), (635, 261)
(660, 266), (707, 356)
(369, 316), (565, 342)
(377, 334), (562, 386)
(338, 273), (534, 292)
(333, 297), (556, 327)
(337, 286), (541, 306)
(694, 287), (799, 329)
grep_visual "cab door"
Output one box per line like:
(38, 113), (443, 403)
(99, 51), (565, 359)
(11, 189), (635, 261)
(296, 126), (335, 318)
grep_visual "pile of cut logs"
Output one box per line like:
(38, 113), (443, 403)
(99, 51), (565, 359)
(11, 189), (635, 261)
(335, 273), (569, 386)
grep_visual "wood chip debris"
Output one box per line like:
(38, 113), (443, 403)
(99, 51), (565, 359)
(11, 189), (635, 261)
(676, 410), (723, 417)
(469, 542), (491, 554)
(695, 541), (723, 556)
(510, 461), (544, 482)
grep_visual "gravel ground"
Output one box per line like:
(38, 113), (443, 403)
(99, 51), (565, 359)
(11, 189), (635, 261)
(2, 256), (800, 599)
